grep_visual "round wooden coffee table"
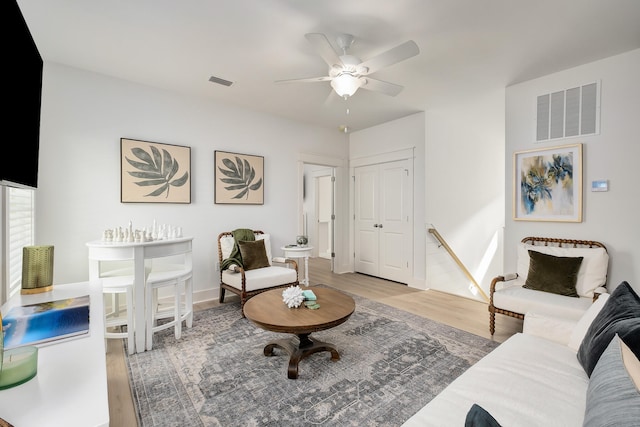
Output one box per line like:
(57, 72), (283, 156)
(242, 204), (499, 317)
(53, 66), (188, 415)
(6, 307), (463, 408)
(243, 286), (355, 379)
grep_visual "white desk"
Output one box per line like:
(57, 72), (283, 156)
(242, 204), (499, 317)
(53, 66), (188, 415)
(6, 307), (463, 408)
(87, 236), (193, 353)
(282, 246), (313, 286)
(0, 281), (109, 427)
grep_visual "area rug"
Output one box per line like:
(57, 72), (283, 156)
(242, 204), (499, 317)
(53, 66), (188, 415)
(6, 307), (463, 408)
(125, 286), (500, 426)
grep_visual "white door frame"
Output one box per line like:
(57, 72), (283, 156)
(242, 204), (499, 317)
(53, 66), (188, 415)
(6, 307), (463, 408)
(297, 153), (348, 273)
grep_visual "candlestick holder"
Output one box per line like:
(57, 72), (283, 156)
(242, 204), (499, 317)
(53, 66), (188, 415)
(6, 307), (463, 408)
(21, 245), (54, 294)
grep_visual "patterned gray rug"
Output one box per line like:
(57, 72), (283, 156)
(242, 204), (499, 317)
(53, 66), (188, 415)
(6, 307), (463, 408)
(125, 286), (499, 426)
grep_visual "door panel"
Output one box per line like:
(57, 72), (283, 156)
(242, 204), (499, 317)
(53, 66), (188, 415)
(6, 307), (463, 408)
(354, 165), (379, 276)
(354, 159), (411, 283)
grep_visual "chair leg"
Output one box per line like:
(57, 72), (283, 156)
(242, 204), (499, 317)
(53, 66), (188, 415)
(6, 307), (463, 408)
(220, 287), (226, 303)
(489, 311), (496, 335)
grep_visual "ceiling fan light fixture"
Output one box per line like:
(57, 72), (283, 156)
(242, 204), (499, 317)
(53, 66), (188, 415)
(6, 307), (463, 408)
(330, 74), (363, 98)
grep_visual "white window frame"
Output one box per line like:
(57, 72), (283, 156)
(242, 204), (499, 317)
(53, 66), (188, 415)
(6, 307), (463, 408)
(1, 186), (35, 304)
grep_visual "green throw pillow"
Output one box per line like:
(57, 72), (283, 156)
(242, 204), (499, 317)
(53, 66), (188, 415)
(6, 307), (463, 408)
(523, 250), (583, 297)
(238, 239), (270, 271)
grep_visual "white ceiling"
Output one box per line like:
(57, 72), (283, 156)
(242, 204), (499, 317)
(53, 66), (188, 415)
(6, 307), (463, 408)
(17, 0), (640, 133)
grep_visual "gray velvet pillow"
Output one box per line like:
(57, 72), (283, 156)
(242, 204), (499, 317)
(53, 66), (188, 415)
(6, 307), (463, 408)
(577, 281), (640, 377)
(522, 250), (583, 297)
(583, 335), (640, 427)
(238, 239), (270, 271)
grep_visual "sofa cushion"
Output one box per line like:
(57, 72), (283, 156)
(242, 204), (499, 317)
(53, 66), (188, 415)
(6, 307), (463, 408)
(464, 404), (502, 427)
(238, 239), (270, 270)
(221, 266), (297, 292)
(523, 250), (582, 297)
(568, 293), (610, 352)
(402, 333), (589, 427)
(583, 335), (640, 427)
(517, 243), (609, 298)
(577, 281), (640, 376)
(523, 311), (577, 345)
(493, 279), (592, 320)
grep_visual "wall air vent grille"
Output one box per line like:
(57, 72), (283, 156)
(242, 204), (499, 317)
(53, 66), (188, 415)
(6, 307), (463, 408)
(535, 81), (600, 142)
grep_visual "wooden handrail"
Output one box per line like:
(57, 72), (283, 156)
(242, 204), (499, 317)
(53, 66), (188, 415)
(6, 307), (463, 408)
(428, 228), (489, 303)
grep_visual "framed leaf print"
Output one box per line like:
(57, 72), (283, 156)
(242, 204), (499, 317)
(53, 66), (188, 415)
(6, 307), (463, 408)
(121, 138), (191, 203)
(513, 143), (582, 222)
(214, 150), (264, 205)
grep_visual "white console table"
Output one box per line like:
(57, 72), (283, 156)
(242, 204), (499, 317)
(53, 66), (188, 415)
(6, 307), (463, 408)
(86, 236), (193, 353)
(281, 246), (313, 286)
(0, 281), (109, 427)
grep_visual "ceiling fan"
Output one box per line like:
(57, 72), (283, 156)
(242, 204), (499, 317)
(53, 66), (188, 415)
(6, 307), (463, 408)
(276, 33), (420, 99)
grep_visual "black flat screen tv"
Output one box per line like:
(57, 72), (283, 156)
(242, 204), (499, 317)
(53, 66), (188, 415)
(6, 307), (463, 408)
(1, 0), (43, 189)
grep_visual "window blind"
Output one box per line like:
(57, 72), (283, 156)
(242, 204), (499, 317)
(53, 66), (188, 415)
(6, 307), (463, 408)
(4, 187), (35, 301)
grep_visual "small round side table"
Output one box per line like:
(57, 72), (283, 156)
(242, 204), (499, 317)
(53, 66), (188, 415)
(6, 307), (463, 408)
(281, 246), (313, 286)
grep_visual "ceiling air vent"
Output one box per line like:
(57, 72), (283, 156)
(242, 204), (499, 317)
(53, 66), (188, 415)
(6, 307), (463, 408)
(535, 81), (600, 142)
(208, 75), (233, 87)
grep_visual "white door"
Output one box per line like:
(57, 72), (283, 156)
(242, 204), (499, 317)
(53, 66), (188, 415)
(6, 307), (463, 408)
(354, 159), (412, 283)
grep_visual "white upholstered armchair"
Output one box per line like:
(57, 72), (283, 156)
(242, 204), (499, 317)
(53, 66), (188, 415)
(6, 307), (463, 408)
(217, 230), (298, 313)
(489, 237), (609, 335)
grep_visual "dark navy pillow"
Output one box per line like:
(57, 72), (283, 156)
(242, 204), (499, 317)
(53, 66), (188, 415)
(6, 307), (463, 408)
(465, 404), (502, 427)
(577, 281), (640, 376)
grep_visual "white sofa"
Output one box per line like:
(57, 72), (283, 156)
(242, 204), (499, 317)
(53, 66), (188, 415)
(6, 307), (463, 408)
(403, 282), (640, 427)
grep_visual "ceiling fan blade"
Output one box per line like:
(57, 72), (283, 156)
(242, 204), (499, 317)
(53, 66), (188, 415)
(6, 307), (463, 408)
(305, 33), (343, 68)
(361, 77), (404, 97)
(275, 76), (332, 84)
(359, 40), (419, 75)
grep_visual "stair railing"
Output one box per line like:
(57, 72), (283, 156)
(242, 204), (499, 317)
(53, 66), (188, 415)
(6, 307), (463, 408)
(427, 227), (489, 303)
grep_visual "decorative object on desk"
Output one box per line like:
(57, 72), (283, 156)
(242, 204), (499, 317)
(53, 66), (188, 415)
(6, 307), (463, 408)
(302, 289), (316, 301)
(0, 346), (38, 390)
(214, 150), (264, 205)
(101, 221), (183, 242)
(296, 235), (308, 247)
(514, 143), (582, 222)
(2, 295), (90, 349)
(21, 245), (54, 294)
(121, 138), (191, 204)
(282, 285), (304, 308)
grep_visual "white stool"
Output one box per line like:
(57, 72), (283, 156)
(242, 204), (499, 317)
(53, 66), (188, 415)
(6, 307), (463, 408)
(102, 276), (135, 355)
(145, 266), (193, 351)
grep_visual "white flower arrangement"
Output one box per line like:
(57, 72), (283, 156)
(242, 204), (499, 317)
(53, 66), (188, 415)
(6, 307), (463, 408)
(282, 285), (304, 308)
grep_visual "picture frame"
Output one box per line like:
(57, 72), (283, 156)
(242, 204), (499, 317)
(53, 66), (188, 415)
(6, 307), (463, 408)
(214, 150), (264, 205)
(120, 138), (191, 203)
(513, 143), (582, 222)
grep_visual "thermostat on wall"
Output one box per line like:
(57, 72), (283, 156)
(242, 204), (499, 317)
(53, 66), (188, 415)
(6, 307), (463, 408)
(591, 180), (608, 192)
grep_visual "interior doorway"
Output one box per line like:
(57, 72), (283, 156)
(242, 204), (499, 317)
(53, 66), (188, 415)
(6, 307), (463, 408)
(302, 164), (335, 271)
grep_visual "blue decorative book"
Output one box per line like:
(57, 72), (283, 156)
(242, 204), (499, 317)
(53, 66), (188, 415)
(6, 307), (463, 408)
(2, 295), (90, 349)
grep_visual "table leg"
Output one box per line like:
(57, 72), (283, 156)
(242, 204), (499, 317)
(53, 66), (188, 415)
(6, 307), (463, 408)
(263, 333), (340, 379)
(304, 256), (309, 286)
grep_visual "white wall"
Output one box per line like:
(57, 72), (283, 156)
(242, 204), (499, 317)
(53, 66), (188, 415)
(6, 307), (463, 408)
(423, 90), (506, 300)
(505, 49), (640, 294)
(349, 112), (426, 286)
(35, 62), (349, 303)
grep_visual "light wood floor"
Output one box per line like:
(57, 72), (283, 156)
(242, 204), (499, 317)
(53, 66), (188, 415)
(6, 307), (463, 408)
(106, 257), (523, 426)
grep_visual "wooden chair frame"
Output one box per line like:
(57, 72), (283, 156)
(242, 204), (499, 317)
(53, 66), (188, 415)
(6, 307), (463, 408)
(488, 236), (608, 335)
